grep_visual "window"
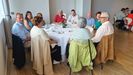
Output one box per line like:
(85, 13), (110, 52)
(0, 0), (4, 19)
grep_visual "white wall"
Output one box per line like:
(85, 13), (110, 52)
(9, 0), (92, 23)
(92, 0), (133, 23)
(8, 0), (133, 23)
(0, 19), (8, 75)
(9, 0), (50, 23)
(83, 0), (92, 17)
(49, 0), (75, 22)
(75, 0), (83, 17)
(49, 0), (92, 22)
(76, 0), (92, 17)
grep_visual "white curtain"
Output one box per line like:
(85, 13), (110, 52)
(2, 0), (12, 48)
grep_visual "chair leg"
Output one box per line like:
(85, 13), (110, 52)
(69, 68), (71, 75)
(100, 63), (103, 70)
(90, 70), (94, 75)
(67, 63), (71, 75)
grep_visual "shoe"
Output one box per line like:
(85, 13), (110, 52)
(53, 60), (60, 64)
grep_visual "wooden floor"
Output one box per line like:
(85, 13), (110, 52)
(7, 28), (133, 75)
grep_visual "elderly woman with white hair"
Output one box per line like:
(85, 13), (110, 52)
(68, 17), (97, 73)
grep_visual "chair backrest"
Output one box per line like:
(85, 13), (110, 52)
(31, 35), (54, 75)
(96, 34), (115, 64)
(114, 16), (117, 22)
(31, 35), (51, 65)
(126, 17), (132, 25)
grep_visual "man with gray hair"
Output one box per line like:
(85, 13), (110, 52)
(91, 12), (114, 46)
(91, 12), (115, 64)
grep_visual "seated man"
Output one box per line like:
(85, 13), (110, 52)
(11, 13), (30, 68)
(91, 12), (115, 64)
(86, 12), (95, 27)
(86, 12), (95, 35)
(54, 10), (66, 24)
(67, 9), (79, 28)
(92, 12), (114, 45)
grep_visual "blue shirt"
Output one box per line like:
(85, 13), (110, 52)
(12, 22), (29, 40)
(87, 18), (95, 27)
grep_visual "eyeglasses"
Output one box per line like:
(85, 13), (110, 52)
(100, 17), (106, 18)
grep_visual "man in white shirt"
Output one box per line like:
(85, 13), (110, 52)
(67, 9), (79, 27)
(91, 12), (114, 46)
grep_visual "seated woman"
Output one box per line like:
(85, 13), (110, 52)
(12, 13), (30, 68)
(68, 17), (97, 73)
(24, 11), (34, 31)
(30, 16), (55, 75)
(37, 12), (43, 17)
(36, 12), (45, 25)
(54, 10), (66, 24)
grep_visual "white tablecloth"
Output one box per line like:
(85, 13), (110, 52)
(43, 25), (72, 56)
(43, 24), (94, 62)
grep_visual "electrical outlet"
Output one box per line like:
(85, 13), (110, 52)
(11, 12), (14, 15)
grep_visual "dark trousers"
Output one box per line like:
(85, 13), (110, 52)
(94, 42), (99, 48)
(66, 43), (70, 58)
(50, 45), (62, 63)
(116, 20), (125, 29)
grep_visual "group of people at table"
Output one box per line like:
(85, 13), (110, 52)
(11, 9), (114, 75)
(115, 7), (133, 31)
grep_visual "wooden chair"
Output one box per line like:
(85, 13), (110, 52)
(31, 36), (54, 75)
(68, 40), (96, 75)
(95, 34), (115, 69)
